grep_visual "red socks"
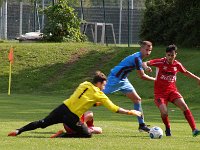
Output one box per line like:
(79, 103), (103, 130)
(161, 109), (196, 131)
(161, 115), (170, 129)
(184, 109), (196, 131)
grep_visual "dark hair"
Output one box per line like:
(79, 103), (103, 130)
(139, 41), (152, 48)
(92, 71), (107, 84)
(166, 44), (177, 53)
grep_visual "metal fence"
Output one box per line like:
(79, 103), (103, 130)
(0, 0), (51, 40)
(0, 0), (145, 44)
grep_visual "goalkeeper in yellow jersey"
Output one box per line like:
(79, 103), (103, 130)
(8, 71), (141, 138)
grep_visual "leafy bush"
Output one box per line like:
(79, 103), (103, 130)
(43, 0), (86, 42)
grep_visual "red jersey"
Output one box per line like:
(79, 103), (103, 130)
(149, 57), (187, 94)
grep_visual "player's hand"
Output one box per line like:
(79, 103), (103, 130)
(128, 110), (142, 117)
(145, 66), (152, 72)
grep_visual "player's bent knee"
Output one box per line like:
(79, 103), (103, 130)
(86, 112), (93, 120)
(136, 98), (142, 102)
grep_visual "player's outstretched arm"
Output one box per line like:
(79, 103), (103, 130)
(137, 69), (155, 81)
(183, 70), (200, 85)
(117, 108), (142, 117)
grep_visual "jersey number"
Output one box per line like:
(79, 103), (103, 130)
(78, 88), (88, 99)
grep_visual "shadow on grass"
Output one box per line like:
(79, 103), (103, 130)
(30, 131), (56, 134)
(17, 135), (49, 138)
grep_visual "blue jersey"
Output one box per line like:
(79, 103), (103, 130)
(110, 52), (143, 79)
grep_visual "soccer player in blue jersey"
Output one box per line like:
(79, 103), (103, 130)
(103, 41), (155, 132)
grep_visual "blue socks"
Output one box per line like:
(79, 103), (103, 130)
(134, 103), (144, 124)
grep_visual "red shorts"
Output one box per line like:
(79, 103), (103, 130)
(154, 90), (183, 107)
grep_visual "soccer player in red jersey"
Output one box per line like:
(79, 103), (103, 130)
(143, 44), (200, 137)
(65, 111), (102, 134)
(50, 111), (102, 138)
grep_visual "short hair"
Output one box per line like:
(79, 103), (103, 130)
(166, 44), (177, 53)
(139, 41), (152, 48)
(92, 71), (107, 84)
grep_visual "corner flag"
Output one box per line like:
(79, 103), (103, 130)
(8, 47), (14, 64)
(8, 47), (14, 95)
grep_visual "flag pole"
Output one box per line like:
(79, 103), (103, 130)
(8, 61), (12, 95)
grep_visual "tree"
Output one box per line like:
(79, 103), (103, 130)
(174, 0), (200, 46)
(43, 0), (86, 42)
(140, 0), (200, 47)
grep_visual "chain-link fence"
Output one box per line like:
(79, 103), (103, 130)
(0, 0), (52, 40)
(79, 0), (145, 44)
(0, 0), (145, 44)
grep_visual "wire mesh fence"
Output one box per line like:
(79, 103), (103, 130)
(0, 0), (145, 45)
(0, 0), (52, 40)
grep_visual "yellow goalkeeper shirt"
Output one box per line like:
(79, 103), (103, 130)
(63, 81), (119, 118)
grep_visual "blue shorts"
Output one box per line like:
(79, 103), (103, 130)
(103, 74), (135, 94)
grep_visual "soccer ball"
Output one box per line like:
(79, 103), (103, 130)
(149, 126), (163, 139)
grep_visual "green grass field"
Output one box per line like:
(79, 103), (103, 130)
(1, 94), (200, 150)
(0, 42), (200, 149)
